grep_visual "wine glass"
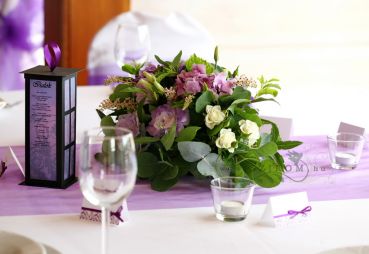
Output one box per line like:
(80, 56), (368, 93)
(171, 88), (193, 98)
(79, 127), (137, 254)
(114, 23), (151, 68)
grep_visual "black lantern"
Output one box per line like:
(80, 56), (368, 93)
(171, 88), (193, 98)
(22, 65), (80, 188)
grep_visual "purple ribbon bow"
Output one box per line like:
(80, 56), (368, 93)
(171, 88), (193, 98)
(44, 41), (61, 72)
(274, 206), (312, 219)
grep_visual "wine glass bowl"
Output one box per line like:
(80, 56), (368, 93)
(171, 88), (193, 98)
(114, 24), (151, 68)
(79, 127), (137, 254)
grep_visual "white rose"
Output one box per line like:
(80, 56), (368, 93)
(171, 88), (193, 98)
(239, 120), (260, 146)
(205, 105), (225, 129)
(215, 128), (237, 153)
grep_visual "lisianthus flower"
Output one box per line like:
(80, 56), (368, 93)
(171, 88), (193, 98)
(212, 72), (235, 95)
(205, 105), (225, 129)
(215, 128), (237, 153)
(239, 120), (260, 146)
(117, 112), (140, 137)
(147, 104), (189, 137)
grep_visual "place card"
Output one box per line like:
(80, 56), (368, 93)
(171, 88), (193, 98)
(338, 122), (365, 136)
(80, 198), (129, 226)
(3, 147), (25, 176)
(260, 192), (311, 227)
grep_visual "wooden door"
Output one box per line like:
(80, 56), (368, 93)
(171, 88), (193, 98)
(44, 0), (130, 85)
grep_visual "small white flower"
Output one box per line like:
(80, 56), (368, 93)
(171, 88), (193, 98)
(205, 105), (225, 129)
(215, 128), (237, 153)
(239, 120), (260, 146)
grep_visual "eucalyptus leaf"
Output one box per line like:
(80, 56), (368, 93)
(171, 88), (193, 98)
(197, 153), (229, 178)
(177, 141), (211, 162)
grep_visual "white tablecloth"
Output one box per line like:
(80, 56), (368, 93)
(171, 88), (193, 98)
(0, 199), (369, 254)
(0, 86), (111, 146)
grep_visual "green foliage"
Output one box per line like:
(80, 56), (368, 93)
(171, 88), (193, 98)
(161, 124), (177, 150)
(185, 54), (214, 74)
(256, 76), (281, 98)
(122, 63), (144, 75)
(195, 91), (214, 113)
(97, 48), (302, 191)
(175, 126), (201, 142)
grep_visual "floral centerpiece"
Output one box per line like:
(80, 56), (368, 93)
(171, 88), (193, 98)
(98, 47), (302, 191)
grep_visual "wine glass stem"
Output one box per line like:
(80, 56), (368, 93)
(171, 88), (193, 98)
(101, 207), (109, 254)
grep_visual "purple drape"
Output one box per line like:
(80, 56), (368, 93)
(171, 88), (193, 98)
(0, 0), (44, 91)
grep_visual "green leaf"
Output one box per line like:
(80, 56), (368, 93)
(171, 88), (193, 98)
(100, 116), (115, 136)
(161, 124), (176, 151)
(219, 86), (251, 106)
(178, 141), (211, 162)
(96, 109), (106, 119)
(172, 50), (182, 67)
(151, 177), (178, 192)
(122, 64), (137, 75)
(135, 136), (160, 145)
(137, 152), (158, 178)
(276, 140), (303, 150)
(264, 83), (281, 90)
(154, 55), (170, 67)
(175, 126), (201, 142)
(158, 163), (179, 180)
(232, 66), (239, 78)
(117, 86), (144, 93)
(261, 119), (280, 142)
(185, 54), (214, 74)
(257, 142), (278, 156)
(251, 97), (279, 104)
(251, 158), (282, 188)
(274, 152), (285, 171)
(256, 88), (279, 97)
(197, 153), (229, 178)
(214, 46), (219, 64)
(195, 91), (214, 113)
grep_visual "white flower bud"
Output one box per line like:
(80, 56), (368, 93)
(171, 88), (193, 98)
(215, 128), (237, 153)
(205, 105), (225, 129)
(239, 120), (260, 146)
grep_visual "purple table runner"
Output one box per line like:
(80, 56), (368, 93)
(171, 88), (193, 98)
(1, 135), (368, 216)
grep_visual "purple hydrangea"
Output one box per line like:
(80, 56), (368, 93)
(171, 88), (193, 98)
(117, 112), (140, 137)
(175, 64), (208, 96)
(147, 104), (189, 137)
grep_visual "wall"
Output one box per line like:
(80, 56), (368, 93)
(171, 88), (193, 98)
(132, 0), (369, 135)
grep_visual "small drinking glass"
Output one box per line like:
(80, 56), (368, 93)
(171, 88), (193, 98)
(79, 127), (137, 254)
(327, 132), (365, 170)
(211, 177), (255, 222)
(114, 23), (151, 68)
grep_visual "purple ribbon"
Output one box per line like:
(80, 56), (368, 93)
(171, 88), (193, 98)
(81, 206), (124, 222)
(44, 42), (61, 72)
(273, 206), (312, 219)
